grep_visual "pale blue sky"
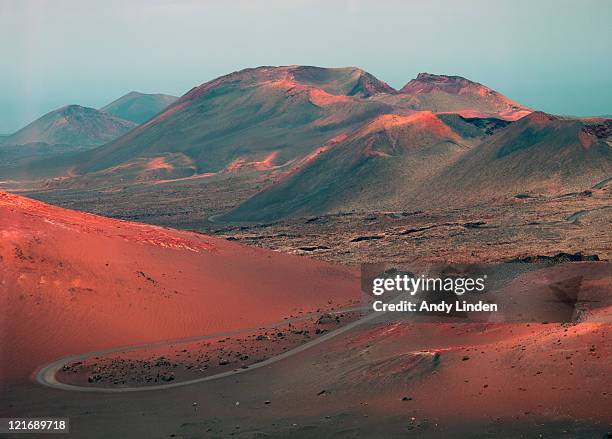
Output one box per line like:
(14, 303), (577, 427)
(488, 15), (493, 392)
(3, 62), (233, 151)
(1, 0), (611, 133)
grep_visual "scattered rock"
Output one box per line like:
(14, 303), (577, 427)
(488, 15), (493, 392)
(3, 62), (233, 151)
(350, 235), (384, 243)
(514, 193), (534, 199)
(316, 313), (335, 325)
(298, 246), (330, 252)
(401, 228), (421, 235)
(463, 221), (487, 229)
(582, 120), (612, 139)
(508, 252), (600, 264)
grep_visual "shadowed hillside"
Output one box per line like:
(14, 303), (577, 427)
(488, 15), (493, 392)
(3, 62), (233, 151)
(223, 112), (611, 221)
(222, 112), (507, 222)
(407, 112), (612, 206)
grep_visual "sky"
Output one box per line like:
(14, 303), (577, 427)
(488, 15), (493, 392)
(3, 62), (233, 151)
(0, 0), (611, 133)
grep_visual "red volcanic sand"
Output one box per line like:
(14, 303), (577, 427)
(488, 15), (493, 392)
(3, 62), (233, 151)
(0, 192), (359, 383)
(317, 321), (611, 422)
(145, 157), (175, 171)
(226, 151), (281, 173)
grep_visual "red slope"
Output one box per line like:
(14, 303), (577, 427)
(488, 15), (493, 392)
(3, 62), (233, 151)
(0, 192), (359, 383)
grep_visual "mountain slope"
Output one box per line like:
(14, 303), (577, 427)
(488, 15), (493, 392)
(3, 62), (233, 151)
(223, 112), (611, 221)
(408, 112), (612, 205)
(100, 91), (179, 124)
(2, 105), (137, 147)
(222, 112), (503, 222)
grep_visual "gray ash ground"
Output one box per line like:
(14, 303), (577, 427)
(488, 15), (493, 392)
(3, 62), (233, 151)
(201, 190), (611, 265)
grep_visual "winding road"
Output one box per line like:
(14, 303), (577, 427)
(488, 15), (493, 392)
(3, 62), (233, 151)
(36, 305), (387, 393)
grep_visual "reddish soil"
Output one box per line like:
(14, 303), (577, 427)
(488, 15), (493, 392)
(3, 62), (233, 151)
(0, 192), (360, 384)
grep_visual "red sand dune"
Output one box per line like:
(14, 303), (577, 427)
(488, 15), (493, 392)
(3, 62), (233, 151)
(0, 192), (360, 383)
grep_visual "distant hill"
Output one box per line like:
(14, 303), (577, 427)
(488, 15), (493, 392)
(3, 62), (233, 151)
(2, 105), (136, 147)
(76, 66), (531, 175)
(100, 91), (178, 124)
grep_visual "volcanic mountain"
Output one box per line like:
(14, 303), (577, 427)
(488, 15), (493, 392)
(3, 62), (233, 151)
(77, 66), (396, 175)
(100, 91), (179, 124)
(0, 191), (358, 383)
(40, 66), (530, 189)
(2, 104), (137, 147)
(373, 73), (531, 120)
(2, 66), (550, 225)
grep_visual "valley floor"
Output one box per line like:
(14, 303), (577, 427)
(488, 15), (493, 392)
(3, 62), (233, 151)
(19, 181), (612, 265)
